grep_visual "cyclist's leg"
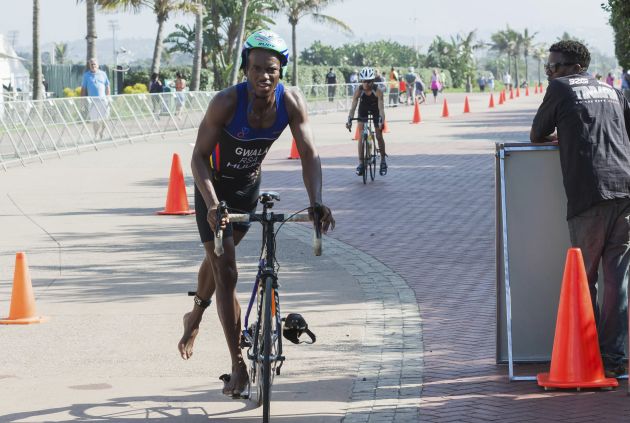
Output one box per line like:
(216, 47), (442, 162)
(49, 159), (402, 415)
(375, 124), (388, 175)
(211, 233), (250, 396)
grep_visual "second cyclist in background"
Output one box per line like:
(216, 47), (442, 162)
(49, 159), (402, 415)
(346, 67), (388, 176)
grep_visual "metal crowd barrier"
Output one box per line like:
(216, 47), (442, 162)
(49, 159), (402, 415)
(0, 91), (214, 170)
(0, 83), (401, 170)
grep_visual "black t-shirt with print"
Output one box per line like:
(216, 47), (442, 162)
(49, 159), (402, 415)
(532, 72), (630, 218)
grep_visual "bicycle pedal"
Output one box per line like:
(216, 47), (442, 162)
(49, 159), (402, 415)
(240, 334), (252, 348)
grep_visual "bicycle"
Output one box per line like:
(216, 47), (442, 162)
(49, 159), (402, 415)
(214, 192), (322, 422)
(348, 113), (379, 184)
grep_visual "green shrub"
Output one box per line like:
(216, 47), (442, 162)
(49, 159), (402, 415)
(123, 83), (148, 94)
(63, 86), (82, 97)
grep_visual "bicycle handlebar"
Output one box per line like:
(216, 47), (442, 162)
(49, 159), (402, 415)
(214, 212), (323, 256)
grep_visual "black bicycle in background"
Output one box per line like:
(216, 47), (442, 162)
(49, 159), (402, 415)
(214, 192), (321, 423)
(349, 113), (379, 184)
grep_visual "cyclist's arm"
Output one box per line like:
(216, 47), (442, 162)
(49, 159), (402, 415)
(191, 88), (237, 217)
(376, 89), (385, 124)
(347, 88), (361, 120)
(285, 87), (322, 205)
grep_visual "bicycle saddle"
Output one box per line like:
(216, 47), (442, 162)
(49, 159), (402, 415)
(259, 191), (280, 204)
(282, 313), (316, 344)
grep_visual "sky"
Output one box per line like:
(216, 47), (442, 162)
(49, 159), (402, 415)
(0, 0), (617, 59)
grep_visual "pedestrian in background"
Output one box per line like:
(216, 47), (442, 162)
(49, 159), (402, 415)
(81, 58), (110, 139)
(326, 67), (337, 102)
(430, 69), (442, 103)
(606, 72), (615, 87)
(530, 40), (630, 378)
(149, 72), (163, 117)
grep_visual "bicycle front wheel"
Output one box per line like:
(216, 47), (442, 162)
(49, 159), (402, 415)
(261, 276), (273, 422)
(369, 135), (376, 181)
(361, 134), (369, 184)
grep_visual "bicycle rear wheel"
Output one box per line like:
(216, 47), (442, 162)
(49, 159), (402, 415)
(261, 276), (273, 422)
(361, 133), (369, 184)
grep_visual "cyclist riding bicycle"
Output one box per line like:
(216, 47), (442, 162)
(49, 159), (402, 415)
(345, 67), (388, 176)
(179, 29), (335, 399)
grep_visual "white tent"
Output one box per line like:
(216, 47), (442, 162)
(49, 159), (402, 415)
(0, 34), (30, 94)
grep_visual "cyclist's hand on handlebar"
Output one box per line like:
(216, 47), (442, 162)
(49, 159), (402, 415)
(309, 203), (335, 233)
(345, 118), (352, 131)
(207, 204), (228, 231)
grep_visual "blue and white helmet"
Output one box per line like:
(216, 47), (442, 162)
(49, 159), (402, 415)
(359, 67), (375, 81)
(240, 30), (289, 76)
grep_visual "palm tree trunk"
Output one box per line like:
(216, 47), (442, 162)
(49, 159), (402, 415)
(291, 22), (297, 86)
(230, 0), (249, 86)
(514, 55), (519, 88)
(524, 54), (529, 85)
(190, 0), (203, 91)
(151, 16), (166, 75)
(85, 0), (97, 63)
(32, 0), (43, 100)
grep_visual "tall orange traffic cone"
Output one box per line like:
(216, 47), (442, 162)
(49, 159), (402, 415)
(353, 125), (361, 140)
(499, 91), (504, 105)
(463, 96), (471, 113)
(535, 84), (539, 94)
(288, 138), (300, 159)
(539, 82), (544, 92)
(382, 120), (390, 133)
(441, 98), (450, 118)
(411, 99), (421, 124)
(157, 153), (195, 215)
(488, 93), (495, 108)
(0, 252), (48, 325)
(525, 86), (530, 96)
(537, 248), (619, 389)
(516, 87), (520, 97)
(509, 88), (514, 99)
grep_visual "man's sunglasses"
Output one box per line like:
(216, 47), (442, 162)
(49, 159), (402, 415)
(544, 62), (577, 72)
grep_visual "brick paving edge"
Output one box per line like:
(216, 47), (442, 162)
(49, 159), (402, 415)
(284, 225), (424, 422)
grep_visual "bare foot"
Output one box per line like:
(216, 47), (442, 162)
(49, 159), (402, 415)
(222, 362), (249, 397)
(178, 312), (201, 360)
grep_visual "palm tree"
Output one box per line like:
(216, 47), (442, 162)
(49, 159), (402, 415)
(190, 0), (203, 90)
(32, 0), (44, 100)
(97, 0), (195, 75)
(54, 43), (69, 64)
(521, 28), (537, 85)
(85, 0), (98, 63)
(229, 0), (250, 86)
(533, 44), (548, 84)
(277, 0), (352, 86)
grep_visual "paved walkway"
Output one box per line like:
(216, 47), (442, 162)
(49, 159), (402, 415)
(1, 90), (628, 422)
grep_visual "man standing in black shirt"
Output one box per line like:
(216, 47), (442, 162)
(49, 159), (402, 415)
(530, 40), (630, 378)
(326, 67), (337, 102)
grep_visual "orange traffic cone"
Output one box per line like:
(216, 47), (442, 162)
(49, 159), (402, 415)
(0, 252), (48, 325)
(157, 153), (195, 215)
(353, 124), (361, 140)
(499, 91), (504, 105)
(288, 138), (300, 159)
(488, 93), (495, 108)
(537, 248), (619, 389)
(539, 82), (544, 92)
(525, 86), (530, 96)
(441, 98), (450, 118)
(383, 120), (390, 133)
(535, 84), (539, 94)
(516, 87), (520, 97)
(463, 96), (471, 113)
(411, 99), (421, 124)
(509, 88), (514, 99)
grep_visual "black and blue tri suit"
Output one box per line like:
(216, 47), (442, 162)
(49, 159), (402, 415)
(195, 82), (290, 242)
